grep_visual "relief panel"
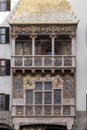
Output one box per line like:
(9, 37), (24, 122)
(63, 75), (74, 98)
(13, 74), (23, 98)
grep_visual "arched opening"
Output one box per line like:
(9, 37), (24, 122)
(0, 123), (13, 130)
(20, 124), (67, 130)
(46, 127), (61, 130)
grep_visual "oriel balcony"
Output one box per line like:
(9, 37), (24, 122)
(11, 35), (76, 70)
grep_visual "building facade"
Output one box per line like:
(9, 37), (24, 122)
(0, 0), (86, 130)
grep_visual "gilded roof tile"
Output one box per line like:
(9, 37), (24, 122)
(10, 0), (78, 24)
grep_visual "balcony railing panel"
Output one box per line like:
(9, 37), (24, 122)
(12, 105), (75, 117)
(11, 55), (76, 68)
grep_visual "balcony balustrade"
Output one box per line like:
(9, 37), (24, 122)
(12, 105), (75, 117)
(11, 55), (76, 68)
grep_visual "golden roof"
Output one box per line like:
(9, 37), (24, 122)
(10, 0), (78, 24)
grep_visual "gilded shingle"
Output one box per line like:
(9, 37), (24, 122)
(10, 0), (78, 24)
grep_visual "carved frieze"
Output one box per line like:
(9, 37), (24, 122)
(11, 24), (77, 36)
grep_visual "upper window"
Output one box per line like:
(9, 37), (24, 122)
(0, 0), (10, 11)
(0, 27), (10, 44)
(0, 94), (10, 111)
(0, 59), (10, 76)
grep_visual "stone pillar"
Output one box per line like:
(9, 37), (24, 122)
(30, 34), (37, 55)
(70, 35), (76, 55)
(11, 35), (16, 56)
(67, 119), (74, 130)
(14, 123), (20, 130)
(50, 34), (56, 55)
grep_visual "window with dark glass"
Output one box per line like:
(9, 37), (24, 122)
(25, 82), (62, 116)
(44, 82), (52, 90)
(0, 0), (10, 11)
(0, 59), (10, 76)
(35, 92), (42, 104)
(54, 89), (61, 104)
(0, 27), (9, 44)
(0, 94), (9, 111)
(35, 82), (42, 90)
(26, 90), (33, 104)
(0, 59), (5, 76)
(44, 92), (52, 104)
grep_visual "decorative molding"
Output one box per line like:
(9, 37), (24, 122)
(11, 24), (77, 36)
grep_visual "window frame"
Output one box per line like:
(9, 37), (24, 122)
(0, 59), (10, 76)
(0, 27), (10, 44)
(0, 0), (10, 11)
(0, 59), (6, 76)
(25, 81), (62, 116)
(0, 94), (9, 111)
(0, 94), (5, 111)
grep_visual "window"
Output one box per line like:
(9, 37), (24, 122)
(26, 82), (62, 116)
(0, 27), (10, 44)
(0, 94), (9, 111)
(0, 59), (5, 76)
(0, 59), (10, 76)
(0, 0), (10, 11)
(26, 90), (33, 104)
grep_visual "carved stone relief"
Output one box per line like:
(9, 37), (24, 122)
(16, 106), (24, 115)
(11, 24), (77, 36)
(63, 105), (71, 115)
(63, 75), (74, 98)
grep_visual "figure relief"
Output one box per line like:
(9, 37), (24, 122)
(63, 75), (74, 98)
(53, 75), (63, 88)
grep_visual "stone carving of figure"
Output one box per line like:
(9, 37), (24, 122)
(53, 75), (63, 88)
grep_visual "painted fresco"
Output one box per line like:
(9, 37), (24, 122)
(23, 74), (63, 89)
(63, 75), (74, 98)
(13, 74), (74, 98)
(13, 74), (23, 98)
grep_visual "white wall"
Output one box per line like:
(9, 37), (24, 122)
(0, 0), (19, 95)
(70, 0), (87, 111)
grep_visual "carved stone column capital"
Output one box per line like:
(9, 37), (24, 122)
(30, 33), (37, 39)
(69, 32), (76, 38)
(11, 33), (18, 39)
(49, 33), (57, 39)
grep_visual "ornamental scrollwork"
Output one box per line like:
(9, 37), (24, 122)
(11, 24), (77, 36)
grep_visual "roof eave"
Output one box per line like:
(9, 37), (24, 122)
(9, 20), (79, 25)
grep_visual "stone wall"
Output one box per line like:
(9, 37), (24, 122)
(73, 111), (87, 130)
(0, 111), (11, 125)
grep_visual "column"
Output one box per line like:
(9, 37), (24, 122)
(30, 34), (37, 67)
(30, 34), (37, 56)
(11, 34), (16, 56)
(70, 34), (76, 67)
(67, 119), (74, 130)
(50, 34), (56, 66)
(71, 35), (76, 56)
(50, 34), (56, 56)
(11, 34), (17, 67)
(52, 37), (55, 55)
(14, 123), (20, 130)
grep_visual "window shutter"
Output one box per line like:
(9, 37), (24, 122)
(5, 94), (10, 111)
(6, 59), (10, 75)
(6, 27), (10, 43)
(7, 0), (10, 11)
